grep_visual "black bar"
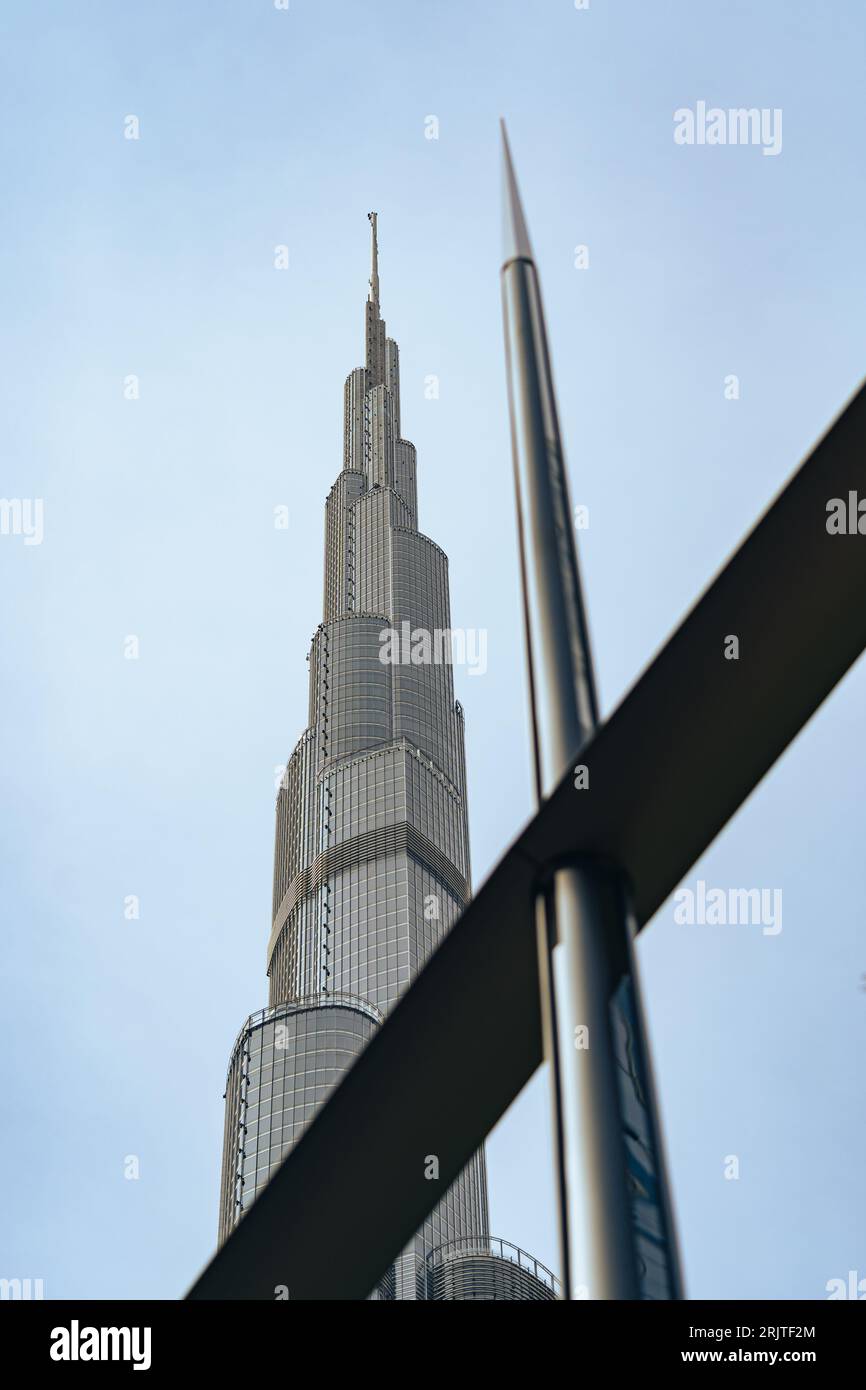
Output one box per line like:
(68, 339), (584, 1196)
(11, 1297), (860, 1370)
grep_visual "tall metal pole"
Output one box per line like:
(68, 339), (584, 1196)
(499, 121), (682, 1300)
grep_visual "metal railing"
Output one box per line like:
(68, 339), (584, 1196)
(426, 1235), (560, 1295)
(225, 991), (384, 1076)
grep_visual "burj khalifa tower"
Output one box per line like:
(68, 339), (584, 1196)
(218, 215), (556, 1300)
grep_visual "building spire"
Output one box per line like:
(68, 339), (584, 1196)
(365, 212), (386, 384)
(368, 211), (380, 307)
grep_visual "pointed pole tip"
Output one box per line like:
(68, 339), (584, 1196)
(500, 122), (534, 267)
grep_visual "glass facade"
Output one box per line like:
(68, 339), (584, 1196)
(218, 214), (554, 1299)
(219, 997), (380, 1243)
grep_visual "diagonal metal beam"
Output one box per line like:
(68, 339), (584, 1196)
(188, 378), (866, 1300)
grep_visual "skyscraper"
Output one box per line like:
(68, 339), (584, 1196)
(218, 215), (557, 1300)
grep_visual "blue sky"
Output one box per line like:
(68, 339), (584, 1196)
(1, 0), (864, 1299)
